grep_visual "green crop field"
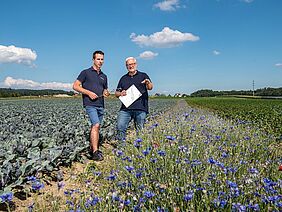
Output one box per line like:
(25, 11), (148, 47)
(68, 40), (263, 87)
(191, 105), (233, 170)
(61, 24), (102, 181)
(0, 98), (281, 211)
(186, 97), (282, 140)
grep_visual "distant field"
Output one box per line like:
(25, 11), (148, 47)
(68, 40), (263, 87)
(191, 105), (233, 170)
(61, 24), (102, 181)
(186, 97), (282, 140)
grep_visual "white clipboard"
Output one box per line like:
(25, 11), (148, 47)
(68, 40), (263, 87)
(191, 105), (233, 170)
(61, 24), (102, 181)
(119, 84), (142, 108)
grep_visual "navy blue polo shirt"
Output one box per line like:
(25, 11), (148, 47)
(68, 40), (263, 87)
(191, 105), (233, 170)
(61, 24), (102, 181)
(116, 71), (151, 113)
(77, 67), (108, 107)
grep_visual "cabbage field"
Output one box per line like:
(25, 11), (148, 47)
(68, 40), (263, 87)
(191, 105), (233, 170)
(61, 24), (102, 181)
(0, 98), (175, 193)
(0, 97), (281, 211)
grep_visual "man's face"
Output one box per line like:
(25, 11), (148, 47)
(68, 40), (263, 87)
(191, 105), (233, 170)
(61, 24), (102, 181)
(93, 54), (104, 70)
(126, 59), (137, 74)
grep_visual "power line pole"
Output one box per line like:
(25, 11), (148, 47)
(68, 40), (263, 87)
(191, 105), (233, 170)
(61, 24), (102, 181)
(252, 80), (255, 96)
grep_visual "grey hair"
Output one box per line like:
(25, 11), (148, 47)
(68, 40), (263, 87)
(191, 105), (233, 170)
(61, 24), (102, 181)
(125, 57), (136, 64)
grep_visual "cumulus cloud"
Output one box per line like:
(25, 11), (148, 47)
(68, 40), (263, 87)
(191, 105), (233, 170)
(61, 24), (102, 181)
(3, 76), (72, 91)
(0, 45), (37, 66)
(139, 51), (159, 60)
(213, 50), (220, 55)
(154, 0), (183, 11)
(275, 63), (282, 67)
(130, 27), (199, 48)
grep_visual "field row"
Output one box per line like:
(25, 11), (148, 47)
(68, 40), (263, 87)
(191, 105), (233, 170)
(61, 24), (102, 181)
(185, 97), (282, 140)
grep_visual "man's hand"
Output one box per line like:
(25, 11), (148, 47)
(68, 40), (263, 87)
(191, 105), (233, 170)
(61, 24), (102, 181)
(141, 79), (153, 90)
(103, 89), (110, 97)
(141, 79), (151, 85)
(88, 91), (98, 100)
(120, 90), (127, 96)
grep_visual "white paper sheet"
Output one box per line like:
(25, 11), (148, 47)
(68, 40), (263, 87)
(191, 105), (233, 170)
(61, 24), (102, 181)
(119, 84), (142, 108)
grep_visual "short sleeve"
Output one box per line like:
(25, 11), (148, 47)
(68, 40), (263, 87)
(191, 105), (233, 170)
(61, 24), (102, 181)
(77, 70), (86, 83)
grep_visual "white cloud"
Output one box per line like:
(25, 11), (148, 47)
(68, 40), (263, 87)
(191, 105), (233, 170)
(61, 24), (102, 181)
(130, 27), (199, 48)
(3, 76), (72, 91)
(0, 45), (37, 66)
(154, 0), (183, 11)
(213, 50), (220, 55)
(139, 51), (159, 60)
(275, 63), (282, 67)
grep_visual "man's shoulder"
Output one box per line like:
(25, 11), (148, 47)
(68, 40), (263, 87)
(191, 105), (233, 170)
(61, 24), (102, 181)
(137, 71), (149, 76)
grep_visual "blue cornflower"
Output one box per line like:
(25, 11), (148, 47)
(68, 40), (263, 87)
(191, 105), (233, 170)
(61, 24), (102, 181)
(32, 181), (44, 191)
(116, 150), (124, 157)
(0, 192), (13, 203)
(213, 198), (227, 208)
(166, 135), (175, 140)
(232, 202), (246, 211)
(150, 157), (157, 163)
(208, 157), (216, 164)
(222, 152), (228, 158)
(142, 148), (150, 156)
(135, 172), (142, 178)
(123, 199), (131, 206)
(157, 150), (166, 157)
(215, 135), (221, 140)
(106, 174), (116, 181)
(249, 168), (259, 174)
(27, 202), (35, 212)
(183, 191), (194, 201)
(125, 165), (134, 172)
(191, 159), (202, 166)
(247, 203), (260, 211)
(135, 138), (142, 143)
(144, 191), (155, 198)
(93, 171), (101, 176)
(227, 180), (238, 188)
(26, 176), (37, 182)
(90, 197), (100, 206)
(178, 145), (187, 152)
(57, 181), (65, 190)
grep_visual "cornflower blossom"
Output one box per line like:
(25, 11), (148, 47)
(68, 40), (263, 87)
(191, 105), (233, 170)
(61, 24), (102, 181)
(27, 202), (35, 212)
(213, 198), (227, 208)
(183, 191), (194, 201)
(93, 171), (101, 176)
(125, 166), (134, 172)
(0, 192), (13, 203)
(144, 191), (155, 198)
(249, 168), (259, 174)
(57, 181), (65, 190)
(106, 174), (116, 181)
(31, 181), (44, 191)
(166, 135), (175, 141)
(26, 176), (37, 182)
(150, 157), (157, 163)
(116, 150), (124, 157)
(157, 150), (166, 157)
(232, 202), (246, 211)
(142, 148), (151, 156)
(178, 145), (188, 152)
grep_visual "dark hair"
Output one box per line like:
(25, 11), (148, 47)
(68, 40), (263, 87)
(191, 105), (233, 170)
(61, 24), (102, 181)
(93, 50), (104, 59)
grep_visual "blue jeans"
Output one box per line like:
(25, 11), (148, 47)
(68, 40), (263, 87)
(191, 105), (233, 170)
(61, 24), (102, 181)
(116, 110), (147, 141)
(85, 106), (104, 126)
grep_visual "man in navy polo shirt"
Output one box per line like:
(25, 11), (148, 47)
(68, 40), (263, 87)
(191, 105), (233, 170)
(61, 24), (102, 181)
(115, 57), (153, 144)
(73, 50), (109, 161)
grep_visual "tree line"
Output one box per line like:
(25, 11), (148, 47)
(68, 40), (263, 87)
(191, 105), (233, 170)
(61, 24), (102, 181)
(190, 87), (282, 97)
(0, 88), (75, 98)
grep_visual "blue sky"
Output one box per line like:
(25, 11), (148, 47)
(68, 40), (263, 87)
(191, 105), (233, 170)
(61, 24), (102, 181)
(0, 0), (281, 95)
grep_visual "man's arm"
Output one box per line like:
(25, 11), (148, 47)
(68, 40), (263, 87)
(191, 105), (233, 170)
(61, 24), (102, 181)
(73, 80), (98, 100)
(115, 90), (126, 97)
(142, 79), (153, 90)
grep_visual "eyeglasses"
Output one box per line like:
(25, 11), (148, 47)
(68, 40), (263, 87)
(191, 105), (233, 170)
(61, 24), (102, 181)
(126, 63), (136, 66)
